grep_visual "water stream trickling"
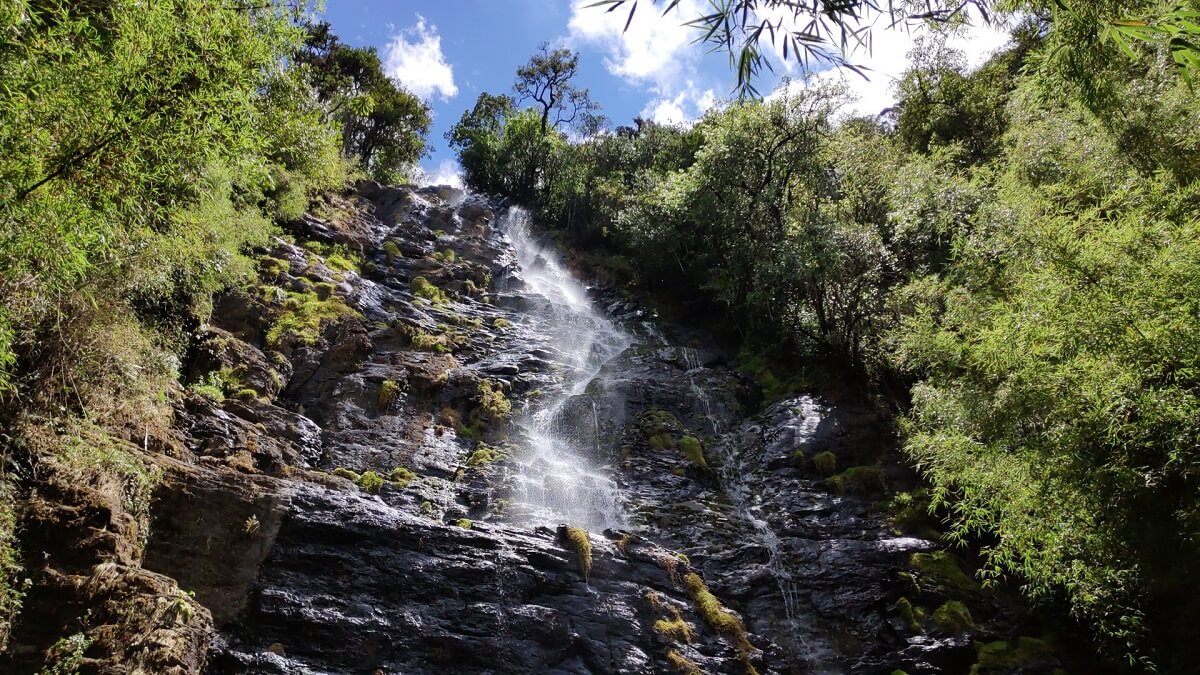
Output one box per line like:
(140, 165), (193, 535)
(499, 207), (630, 531)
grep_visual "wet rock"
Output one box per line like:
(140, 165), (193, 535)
(5, 183), (1076, 675)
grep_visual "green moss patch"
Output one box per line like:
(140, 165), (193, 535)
(970, 637), (1058, 675)
(561, 526), (592, 582)
(265, 287), (357, 347)
(682, 572), (757, 672)
(466, 443), (503, 468)
(666, 649), (702, 675)
(931, 600), (974, 634)
(378, 379), (403, 410)
(825, 464), (887, 495)
(654, 607), (694, 643)
(677, 436), (708, 468)
(896, 597), (921, 633)
(812, 451), (838, 476)
(910, 551), (979, 594)
(411, 275), (448, 304)
(390, 467), (416, 488)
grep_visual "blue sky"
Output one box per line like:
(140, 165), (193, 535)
(319, 2), (1011, 184)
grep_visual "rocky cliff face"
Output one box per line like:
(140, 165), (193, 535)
(3, 183), (1075, 674)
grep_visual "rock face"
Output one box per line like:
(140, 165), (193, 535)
(2, 183), (1079, 674)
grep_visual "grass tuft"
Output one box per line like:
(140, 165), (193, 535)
(683, 572), (757, 672)
(561, 526), (593, 582)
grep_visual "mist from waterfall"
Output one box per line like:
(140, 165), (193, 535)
(498, 207), (630, 531)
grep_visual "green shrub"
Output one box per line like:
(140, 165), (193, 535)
(0, 481), (23, 652)
(41, 632), (94, 675)
(455, 518), (473, 529)
(332, 467), (360, 482)
(492, 318), (511, 330)
(190, 379), (226, 403)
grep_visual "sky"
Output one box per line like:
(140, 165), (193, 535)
(319, 1), (1013, 186)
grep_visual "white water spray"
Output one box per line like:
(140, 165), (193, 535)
(499, 208), (631, 531)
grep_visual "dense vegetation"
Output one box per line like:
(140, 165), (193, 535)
(0, 0), (428, 651)
(0, 0), (1196, 670)
(449, 2), (1200, 669)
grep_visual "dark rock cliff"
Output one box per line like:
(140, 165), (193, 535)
(2, 184), (1073, 675)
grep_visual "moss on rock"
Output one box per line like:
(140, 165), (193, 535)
(561, 526), (592, 582)
(390, 467), (416, 488)
(970, 637), (1059, 675)
(666, 648), (702, 675)
(677, 436), (708, 468)
(910, 550), (978, 594)
(682, 571), (757, 672)
(931, 600), (974, 634)
(812, 451), (837, 476)
(411, 275), (448, 304)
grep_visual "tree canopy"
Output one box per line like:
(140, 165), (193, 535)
(296, 20), (431, 183)
(513, 43), (599, 134)
(450, 14), (1200, 669)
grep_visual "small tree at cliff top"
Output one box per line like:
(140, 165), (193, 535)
(513, 43), (599, 134)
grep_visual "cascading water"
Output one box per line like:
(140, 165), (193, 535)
(498, 207), (630, 531)
(712, 396), (840, 671)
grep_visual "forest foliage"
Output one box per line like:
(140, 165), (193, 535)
(0, 0), (1194, 670)
(0, 1), (428, 418)
(0, 0), (429, 649)
(449, 1), (1200, 668)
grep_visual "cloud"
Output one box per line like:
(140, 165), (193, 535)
(641, 82), (718, 125)
(384, 16), (458, 102)
(420, 159), (463, 188)
(771, 10), (1011, 117)
(569, 1), (721, 125)
(567, 0), (705, 89)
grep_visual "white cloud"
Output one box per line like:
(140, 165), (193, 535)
(384, 16), (458, 102)
(641, 82), (718, 125)
(567, 0), (705, 89)
(774, 10), (1011, 117)
(569, 1), (721, 125)
(420, 159), (463, 188)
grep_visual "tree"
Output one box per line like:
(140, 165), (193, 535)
(513, 43), (597, 134)
(296, 21), (430, 182)
(446, 92), (517, 194)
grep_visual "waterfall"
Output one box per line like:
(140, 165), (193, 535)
(499, 207), (630, 531)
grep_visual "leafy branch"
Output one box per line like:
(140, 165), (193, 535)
(587, 0), (991, 97)
(1102, 5), (1200, 83)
